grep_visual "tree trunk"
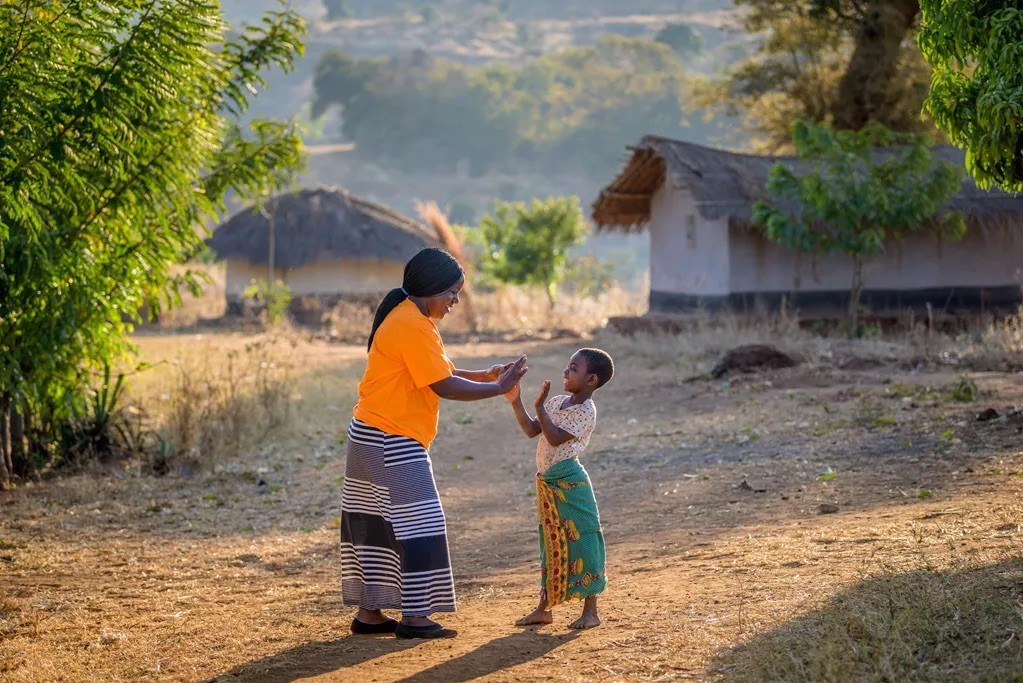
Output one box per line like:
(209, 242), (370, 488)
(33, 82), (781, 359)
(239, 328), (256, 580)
(0, 395), (11, 489)
(10, 406), (25, 476)
(832, 0), (920, 131)
(849, 255), (864, 334)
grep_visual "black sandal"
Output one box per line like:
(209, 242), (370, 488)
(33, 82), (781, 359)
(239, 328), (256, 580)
(395, 622), (458, 639)
(350, 617), (399, 635)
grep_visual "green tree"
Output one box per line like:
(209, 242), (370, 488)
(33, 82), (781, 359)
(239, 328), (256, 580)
(709, 1), (930, 151)
(919, 2), (1023, 192)
(479, 196), (588, 309)
(654, 22), (703, 57)
(752, 120), (965, 331)
(310, 36), (698, 173)
(0, 1), (305, 486)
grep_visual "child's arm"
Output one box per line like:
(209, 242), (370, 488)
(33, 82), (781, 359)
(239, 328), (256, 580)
(504, 383), (541, 438)
(533, 380), (575, 447)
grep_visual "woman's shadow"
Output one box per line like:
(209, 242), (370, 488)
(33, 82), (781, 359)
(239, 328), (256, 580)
(210, 629), (577, 683)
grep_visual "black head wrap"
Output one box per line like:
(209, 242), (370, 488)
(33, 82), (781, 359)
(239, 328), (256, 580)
(367, 248), (464, 351)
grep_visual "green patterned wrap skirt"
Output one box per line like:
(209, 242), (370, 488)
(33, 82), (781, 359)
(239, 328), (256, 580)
(535, 457), (606, 609)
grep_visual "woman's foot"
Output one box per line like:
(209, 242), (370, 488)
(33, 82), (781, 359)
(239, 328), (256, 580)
(356, 608), (393, 625)
(396, 616), (457, 639)
(515, 608), (553, 626)
(351, 608), (398, 635)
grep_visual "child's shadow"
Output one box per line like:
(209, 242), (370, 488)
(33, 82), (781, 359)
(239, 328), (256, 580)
(208, 630), (576, 683)
(394, 630), (579, 682)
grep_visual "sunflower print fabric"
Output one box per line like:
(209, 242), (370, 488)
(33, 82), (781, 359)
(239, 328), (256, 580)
(535, 457), (606, 609)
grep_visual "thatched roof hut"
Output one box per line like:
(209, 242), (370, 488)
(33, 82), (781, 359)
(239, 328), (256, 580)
(591, 137), (1023, 315)
(209, 187), (439, 301)
(593, 136), (1022, 233)
(209, 186), (438, 269)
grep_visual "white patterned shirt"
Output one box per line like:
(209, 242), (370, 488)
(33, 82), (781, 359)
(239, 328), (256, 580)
(535, 394), (597, 475)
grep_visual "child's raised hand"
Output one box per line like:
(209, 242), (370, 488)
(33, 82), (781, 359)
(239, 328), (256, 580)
(534, 379), (551, 410)
(503, 381), (521, 403)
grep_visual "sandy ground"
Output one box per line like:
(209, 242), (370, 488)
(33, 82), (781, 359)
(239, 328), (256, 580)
(2, 334), (1022, 681)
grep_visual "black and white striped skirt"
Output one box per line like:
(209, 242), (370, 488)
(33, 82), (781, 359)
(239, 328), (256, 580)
(339, 418), (456, 617)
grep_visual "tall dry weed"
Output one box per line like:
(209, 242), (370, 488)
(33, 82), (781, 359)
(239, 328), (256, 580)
(149, 338), (294, 474)
(418, 200), (480, 332)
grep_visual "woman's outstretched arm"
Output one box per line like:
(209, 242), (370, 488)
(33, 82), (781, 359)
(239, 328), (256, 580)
(431, 356), (527, 401)
(454, 356), (521, 382)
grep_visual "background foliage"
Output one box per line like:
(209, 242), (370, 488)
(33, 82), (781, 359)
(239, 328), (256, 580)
(311, 36), (709, 173)
(704, 1), (932, 151)
(919, 1), (1023, 192)
(753, 120), (964, 330)
(478, 196), (588, 308)
(0, 1), (305, 484)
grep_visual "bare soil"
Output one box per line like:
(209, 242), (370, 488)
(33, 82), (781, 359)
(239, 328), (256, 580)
(2, 334), (1022, 681)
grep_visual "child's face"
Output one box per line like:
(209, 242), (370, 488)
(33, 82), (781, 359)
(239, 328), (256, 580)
(562, 351), (595, 393)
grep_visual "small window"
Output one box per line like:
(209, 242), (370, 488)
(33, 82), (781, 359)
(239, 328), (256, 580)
(685, 214), (697, 249)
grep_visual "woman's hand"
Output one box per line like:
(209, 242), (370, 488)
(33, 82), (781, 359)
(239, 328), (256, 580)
(534, 379), (551, 410)
(486, 361), (513, 381)
(496, 355), (528, 392)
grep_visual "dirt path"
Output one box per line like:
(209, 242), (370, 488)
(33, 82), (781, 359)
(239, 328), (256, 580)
(2, 336), (1022, 681)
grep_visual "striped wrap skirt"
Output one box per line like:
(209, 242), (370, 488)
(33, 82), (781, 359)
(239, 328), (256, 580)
(339, 418), (456, 617)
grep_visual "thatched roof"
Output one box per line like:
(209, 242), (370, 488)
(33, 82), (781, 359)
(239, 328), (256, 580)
(208, 187), (439, 268)
(592, 136), (1023, 233)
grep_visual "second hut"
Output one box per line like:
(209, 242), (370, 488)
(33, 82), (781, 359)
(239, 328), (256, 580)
(208, 187), (439, 319)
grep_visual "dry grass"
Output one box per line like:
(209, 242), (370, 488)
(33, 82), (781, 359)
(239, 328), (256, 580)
(714, 530), (1023, 682)
(610, 305), (1023, 381)
(145, 338), (294, 474)
(464, 283), (646, 335)
(316, 283), (645, 342)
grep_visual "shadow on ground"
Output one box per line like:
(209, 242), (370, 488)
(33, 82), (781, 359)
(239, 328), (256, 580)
(209, 630), (576, 683)
(710, 555), (1023, 682)
(394, 631), (578, 682)
(207, 634), (410, 682)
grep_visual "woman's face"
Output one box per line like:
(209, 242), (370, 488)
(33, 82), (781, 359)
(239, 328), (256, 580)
(422, 276), (464, 320)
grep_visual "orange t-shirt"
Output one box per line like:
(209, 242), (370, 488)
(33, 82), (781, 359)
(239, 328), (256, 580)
(353, 299), (455, 447)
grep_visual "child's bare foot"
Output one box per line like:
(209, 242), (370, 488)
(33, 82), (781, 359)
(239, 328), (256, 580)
(568, 611), (600, 629)
(515, 608), (553, 626)
(569, 596), (600, 629)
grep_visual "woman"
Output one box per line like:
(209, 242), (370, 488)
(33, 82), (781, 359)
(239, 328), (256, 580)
(341, 248), (527, 639)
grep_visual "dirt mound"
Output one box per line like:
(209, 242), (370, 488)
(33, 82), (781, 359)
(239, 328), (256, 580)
(710, 344), (799, 378)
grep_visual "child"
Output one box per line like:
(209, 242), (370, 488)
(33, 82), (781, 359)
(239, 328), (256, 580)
(504, 347), (614, 630)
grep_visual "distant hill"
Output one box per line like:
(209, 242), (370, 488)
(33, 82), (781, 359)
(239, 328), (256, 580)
(221, 0), (736, 27)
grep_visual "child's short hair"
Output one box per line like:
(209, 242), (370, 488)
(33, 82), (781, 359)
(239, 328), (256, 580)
(578, 348), (614, 388)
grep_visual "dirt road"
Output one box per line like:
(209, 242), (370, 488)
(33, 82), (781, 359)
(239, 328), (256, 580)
(2, 335), (1022, 681)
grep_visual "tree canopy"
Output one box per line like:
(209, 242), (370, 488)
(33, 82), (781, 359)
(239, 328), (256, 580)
(0, 1), (305, 485)
(311, 36), (711, 173)
(478, 196), (588, 308)
(919, 1), (1023, 192)
(711, 1), (930, 150)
